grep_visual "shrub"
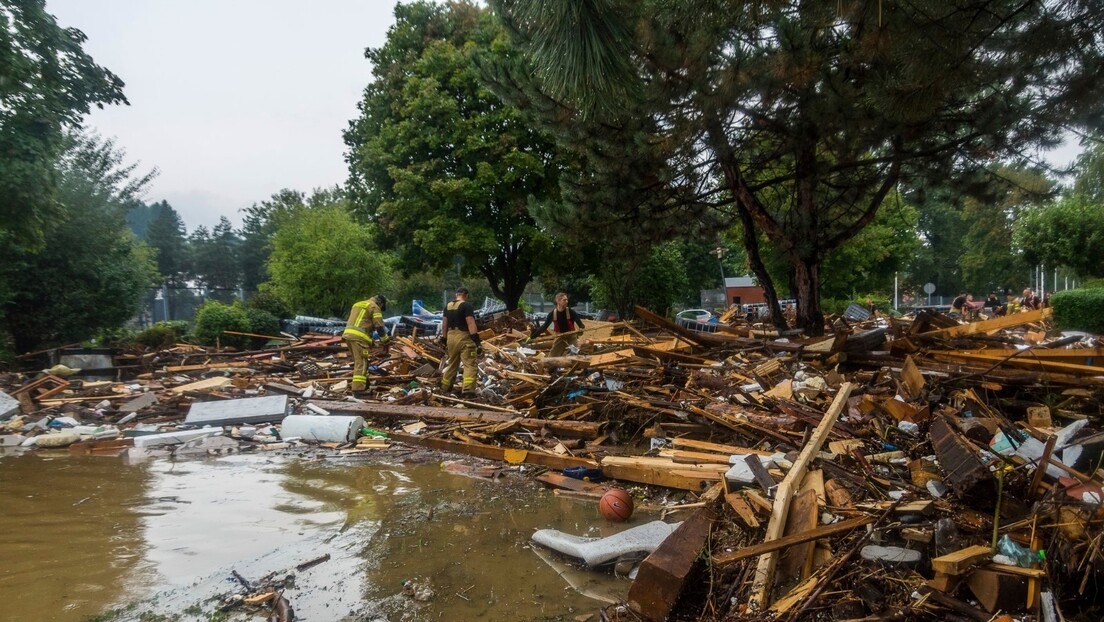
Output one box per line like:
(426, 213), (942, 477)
(247, 291), (291, 320)
(1052, 289), (1104, 334)
(1080, 278), (1104, 290)
(244, 308), (280, 339)
(192, 301), (251, 349)
(134, 322), (187, 350)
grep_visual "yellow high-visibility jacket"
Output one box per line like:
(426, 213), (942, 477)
(343, 299), (385, 341)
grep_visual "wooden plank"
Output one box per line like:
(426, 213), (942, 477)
(600, 460), (723, 492)
(535, 472), (606, 497)
(928, 351), (1104, 375)
(921, 307), (1051, 339)
(777, 489), (818, 583)
(725, 492), (760, 528)
(387, 432), (597, 470)
(627, 507), (716, 621)
(900, 355), (926, 399)
(712, 515), (874, 567)
(750, 382), (853, 609)
(311, 400), (601, 440)
(169, 377), (232, 395)
(671, 437), (773, 457)
(931, 545), (993, 576)
(661, 449), (733, 464)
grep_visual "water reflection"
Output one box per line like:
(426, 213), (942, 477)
(0, 453), (152, 622)
(0, 452), (630, 622)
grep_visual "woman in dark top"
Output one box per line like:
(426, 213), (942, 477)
(529, 292), (585, 357)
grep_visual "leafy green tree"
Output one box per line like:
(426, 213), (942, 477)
(266, 203), (393, 317)
(0, 133), (157, 352)
(190, 216), (241, 301)
(1015, 195), (1104, 279)
(588, 242), (689, 319)
(821, 199), (922, 300)
(493, 0), (1104, 334)
(146, 200), (189, 286)
(1071, 139), (1104, 203)
(238, 188), (345, 294)
(344, 1), (561, 310)
(0, 0), (127, 248)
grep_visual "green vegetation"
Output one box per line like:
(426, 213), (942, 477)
(1051, 289), (1104, 334)
(344, 1), (560, 310)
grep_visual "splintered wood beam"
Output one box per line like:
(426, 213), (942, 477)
(920, 307), (1051, 339)
(388, 432), (597, 470)
(712, 515), (873, 567)
(310, 400), (601, 439)
(627, 507), (717, 621)
(750, 382), (853, 610)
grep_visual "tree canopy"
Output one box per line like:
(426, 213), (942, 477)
(0, 0), (128, 249)
(0, 133), (156, 352)
(344, 1), (562, 310)
(266, 200), (393, 318)
(493, 0), (1104, 333)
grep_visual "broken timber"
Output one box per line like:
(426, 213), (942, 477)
(311, 400), (602, 439)
(750, 382), (853, 609)
(628, 506), (717, 621)
(388, 432), (597, 470)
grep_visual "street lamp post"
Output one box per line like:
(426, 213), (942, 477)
(712, 247), (726, 307)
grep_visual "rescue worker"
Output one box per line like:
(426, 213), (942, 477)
(439, 287), (482, 394)
(528, 292), (585, 357)
(342, 294), (389, 393)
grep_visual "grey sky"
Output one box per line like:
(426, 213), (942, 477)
(46, 1), (1084, 232)
(47, 0), (397, 230)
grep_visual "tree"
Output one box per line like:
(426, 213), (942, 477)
(344, 1), (561, 310)
(0, 0), (127, 248)
(1015, 196), (1104, 279)
(146, 200), (189, 286)
(266, 203), (393, 317)
(493, 0), (1104, 334)
(588, 242), (689, 319)
(821, 198), (921, 300)
(191, 216), (241, 301)
(0, 133), (157, 352)
(238, 188), (343, 294)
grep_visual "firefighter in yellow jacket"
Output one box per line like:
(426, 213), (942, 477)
(342, 295), (388, 393)
(439, 287), (482, 394)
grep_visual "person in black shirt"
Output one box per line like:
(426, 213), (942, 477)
(529, 292), (585, 357)
(439, 288), (482, 395)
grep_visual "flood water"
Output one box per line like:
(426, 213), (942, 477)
(0, 449), (634, 621)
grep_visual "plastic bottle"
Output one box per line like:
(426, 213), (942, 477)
(996, 534), (1040, 568)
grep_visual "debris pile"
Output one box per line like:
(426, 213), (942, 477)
(2, 303), (1102, 620)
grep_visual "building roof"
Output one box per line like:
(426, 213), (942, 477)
(724, 276), (757, 288)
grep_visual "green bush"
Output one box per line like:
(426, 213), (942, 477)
(246, 291), (291, 320)
(192, 301), (251, 349)
(1052, 289), (1104, 334)
(134, 322), (187, 350)
(244, 308), (280, 339)
(1079, 278), (1104, 290)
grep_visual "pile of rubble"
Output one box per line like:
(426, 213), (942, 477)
(2, 304), (1102, 621)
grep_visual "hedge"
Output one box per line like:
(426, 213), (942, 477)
(1051, 289), (1104, 334)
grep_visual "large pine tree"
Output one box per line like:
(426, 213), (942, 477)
(493, 0), (1104, 334)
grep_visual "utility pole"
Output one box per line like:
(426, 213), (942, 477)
(713, 247), (726, 307)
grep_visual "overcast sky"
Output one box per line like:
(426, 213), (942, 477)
(48, 0), (397, 230)
(47, 1), (1084, 232)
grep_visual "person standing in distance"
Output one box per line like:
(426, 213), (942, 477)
(439, 287), (482, 395)
(342, 295), (389, 394)
(528, 292), (585, 357)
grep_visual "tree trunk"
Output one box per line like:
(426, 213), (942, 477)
(735, 206), (787, 331)
(792, 257), (825, 336)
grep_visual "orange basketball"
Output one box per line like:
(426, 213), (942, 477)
(599, 488), (634, 522)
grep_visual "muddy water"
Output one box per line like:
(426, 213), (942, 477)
(0, 450), (634, 621)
